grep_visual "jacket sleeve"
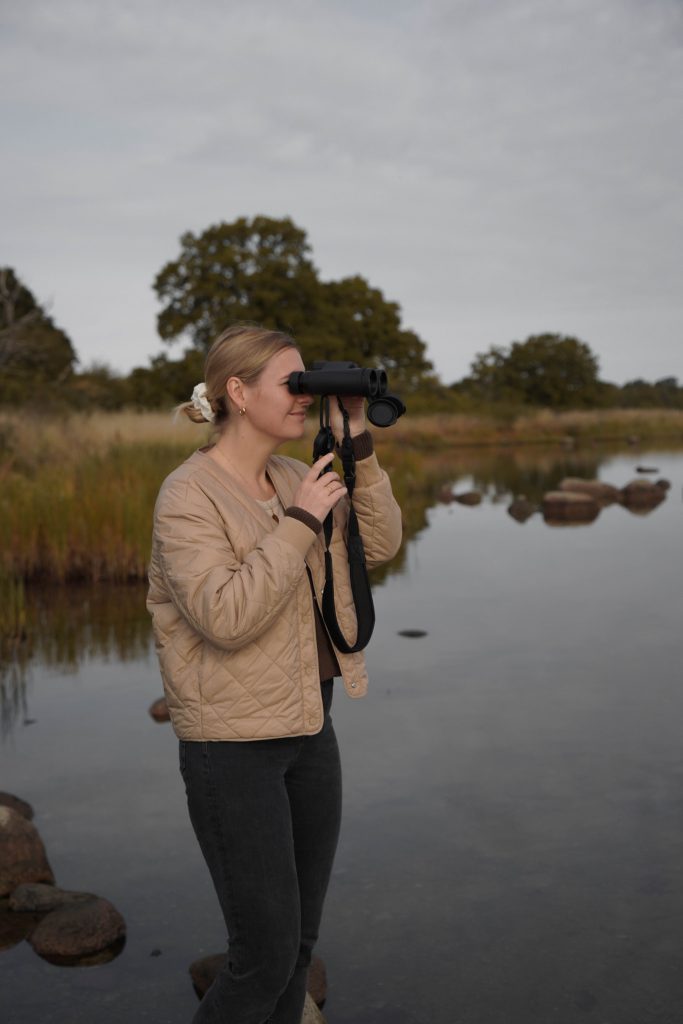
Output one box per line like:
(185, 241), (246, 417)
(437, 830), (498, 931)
(346, 450), (403, 569)
(154, 479), (318, 651)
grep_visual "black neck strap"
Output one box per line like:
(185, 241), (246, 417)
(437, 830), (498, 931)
(315, 399), (375, 654)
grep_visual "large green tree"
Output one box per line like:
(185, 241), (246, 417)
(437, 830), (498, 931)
(0, 267), (77, 402)
(154, 216), (320, 349)
(153, 215), (433, 391)
(462, 333), (601, 407)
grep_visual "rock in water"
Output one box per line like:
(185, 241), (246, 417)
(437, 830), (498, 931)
(9, 882), (96, 913)
(0, 905), (44, 951)
(149, 696), (171, 722)
(302, 993), (326, 1023)
(0, 806), (55, 897)
(542, 491), (600, 525)
(621, 479), (666, 510)
(28, 897), (126, 961)
(397, 629), (428, 638)
(558, 478), (621, 504)
(454, 491), (482, 506)
(307, 954), (328, 1007)
(190, 953), (226, 996)
(508, 498), (537, 523)
(190, 951), (328, 1008)
(0, 793), (34, 821)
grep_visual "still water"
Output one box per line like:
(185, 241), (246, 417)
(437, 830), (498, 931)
(1, 447), (682, 1024)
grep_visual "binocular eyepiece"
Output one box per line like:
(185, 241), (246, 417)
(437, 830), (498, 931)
(288, 361), (405, 427)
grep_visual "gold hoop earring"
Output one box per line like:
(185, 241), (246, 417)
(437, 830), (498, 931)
(239, 406), (246, 417)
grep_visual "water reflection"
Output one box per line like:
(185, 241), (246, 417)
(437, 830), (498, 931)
(1, 583), (150, 735)
(1, 445), (678, 733)
(0, 446), (681, 1023)
(429, 445), (672, 528)
(457, 446), (609, 504)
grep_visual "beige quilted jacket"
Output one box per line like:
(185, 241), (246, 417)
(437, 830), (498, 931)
(146, 445), (402, 740)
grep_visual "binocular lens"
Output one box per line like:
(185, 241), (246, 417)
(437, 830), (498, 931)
(367, 394), (406, 427)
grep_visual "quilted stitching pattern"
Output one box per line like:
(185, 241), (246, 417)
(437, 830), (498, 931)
(147, 448), (402, 740)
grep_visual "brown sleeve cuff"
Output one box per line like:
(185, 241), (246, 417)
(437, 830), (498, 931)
(285, 506), (323, 535)
(352, 430), (374, 460)
(336, 430), (374, 461)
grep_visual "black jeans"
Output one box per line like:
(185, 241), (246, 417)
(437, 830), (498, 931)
(179, 679), (342, 1024)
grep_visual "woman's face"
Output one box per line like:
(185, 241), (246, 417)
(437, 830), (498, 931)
(238, 347), (313, 444)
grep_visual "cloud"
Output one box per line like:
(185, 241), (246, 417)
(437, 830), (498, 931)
(1, 0), (681, 383)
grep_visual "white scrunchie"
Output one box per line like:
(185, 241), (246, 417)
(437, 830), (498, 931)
(191, 382), (215, 423)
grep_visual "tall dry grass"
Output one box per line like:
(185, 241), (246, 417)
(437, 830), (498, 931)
(379, 408), (683, 448)
(1, 407), (682, 584)
(0, 411), (205, 582)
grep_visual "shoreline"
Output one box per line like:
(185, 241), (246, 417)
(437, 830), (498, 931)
(0, 408), (681, 594)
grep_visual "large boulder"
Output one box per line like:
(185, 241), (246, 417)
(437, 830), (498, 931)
(9, 882), (96, 913)
(0, 806), (54, 896)
(0, 793), (34, 821)
(542, 490), (600, 525)
(28, 896), (126, 962)
(558, 478), (621, 504)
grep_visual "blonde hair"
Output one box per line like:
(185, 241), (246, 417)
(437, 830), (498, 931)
(179, 323), (298, 427)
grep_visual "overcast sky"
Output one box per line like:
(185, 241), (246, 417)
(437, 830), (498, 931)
(2, 0), (682, 386)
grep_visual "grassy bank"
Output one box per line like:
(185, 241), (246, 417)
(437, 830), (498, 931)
(0, 407), (681, 587)
(377, 407), (683, 448)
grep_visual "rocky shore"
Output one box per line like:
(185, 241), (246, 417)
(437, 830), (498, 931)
(0, 791), (126, 965)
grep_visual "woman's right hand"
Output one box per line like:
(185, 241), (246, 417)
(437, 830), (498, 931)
(292, 453), (347, 522)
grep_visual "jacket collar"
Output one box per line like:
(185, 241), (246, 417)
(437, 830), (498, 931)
(187, 448), (298, 527)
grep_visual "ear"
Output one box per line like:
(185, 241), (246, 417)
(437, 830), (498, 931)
(226, 376), (244, 410)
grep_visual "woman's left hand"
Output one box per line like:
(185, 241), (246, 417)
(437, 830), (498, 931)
(329, 395), (366, 444)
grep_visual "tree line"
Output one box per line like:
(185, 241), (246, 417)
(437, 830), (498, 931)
(1, 216), (681, 412)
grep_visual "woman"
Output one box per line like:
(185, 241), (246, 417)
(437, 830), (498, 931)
(147, 323), (402, 1024)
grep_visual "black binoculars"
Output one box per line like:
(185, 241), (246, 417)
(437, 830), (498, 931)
(288, 361), (406, 427)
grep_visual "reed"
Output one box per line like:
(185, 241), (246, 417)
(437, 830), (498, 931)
(378, 408), (683, 448)
(1, 407), (682, 584)
(0, 567), (26, 646)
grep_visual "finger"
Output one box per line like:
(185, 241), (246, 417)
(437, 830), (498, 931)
(310, 452), (335, 476)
